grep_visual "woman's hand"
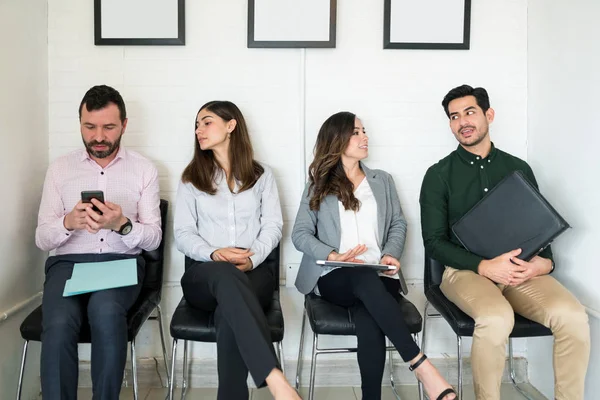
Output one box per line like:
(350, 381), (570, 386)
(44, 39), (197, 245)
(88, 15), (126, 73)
(327, 244), (368, 262)
(211, 248), (254, 264)
(380, 254), (400, 276)
(234, 258), (254, 272)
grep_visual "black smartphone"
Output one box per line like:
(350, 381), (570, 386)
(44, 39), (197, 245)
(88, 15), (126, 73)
(81, 190), (105, 214)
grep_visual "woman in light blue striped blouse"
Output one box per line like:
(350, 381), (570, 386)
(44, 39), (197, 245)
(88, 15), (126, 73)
(174, 101), (299, 400)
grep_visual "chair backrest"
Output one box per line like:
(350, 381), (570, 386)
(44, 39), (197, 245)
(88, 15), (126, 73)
(184, 243), (281, 291)
(424, 254), (445, 291)
(140, 199), (169, 290)
(264, 244), (281, 291)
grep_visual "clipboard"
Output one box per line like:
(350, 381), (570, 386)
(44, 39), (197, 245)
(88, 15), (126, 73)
(316, 260), (409, 295)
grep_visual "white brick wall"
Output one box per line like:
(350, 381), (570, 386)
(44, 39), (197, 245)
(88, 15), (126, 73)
(527, 0), (600, 398)
(1, 0), (48, 396)
(48, 0), (530, 363)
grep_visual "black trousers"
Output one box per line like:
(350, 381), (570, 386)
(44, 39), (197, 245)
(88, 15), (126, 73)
(181, 261), (279, 400)
(318, 267), (421, 400)
(41, 253), (144, 400)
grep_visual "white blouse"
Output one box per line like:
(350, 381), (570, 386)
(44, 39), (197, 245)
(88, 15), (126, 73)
(338, 178), (381, 264)
(174, 165), (283, 269)
(320, 178), (397, 280)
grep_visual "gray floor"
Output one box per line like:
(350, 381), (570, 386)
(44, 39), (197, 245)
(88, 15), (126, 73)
(75, 383), (547, 399)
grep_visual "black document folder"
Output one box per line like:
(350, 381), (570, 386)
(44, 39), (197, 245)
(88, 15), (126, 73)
(452, 170), (570, 261)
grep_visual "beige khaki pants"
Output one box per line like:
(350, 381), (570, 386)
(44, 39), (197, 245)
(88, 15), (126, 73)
(440, 267), (590, 400)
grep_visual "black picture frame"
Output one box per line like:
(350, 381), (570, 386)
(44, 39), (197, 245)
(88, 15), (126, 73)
(94, 0), (185, 46)
(384, 0), (471, 50)
(248, 0), (337, 48)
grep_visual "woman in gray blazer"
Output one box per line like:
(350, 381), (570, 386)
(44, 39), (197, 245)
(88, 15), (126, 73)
(292, 112), (456, 400)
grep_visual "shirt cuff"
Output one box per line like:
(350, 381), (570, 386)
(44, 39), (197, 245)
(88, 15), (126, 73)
(58, 215), (73, 236)
(381, 248), (401, 260)
(194, 244), (219, 262)
(548, 259), (555, 274)
(466, 255), (485, 273)
(120, 222), (143, 249)
(249, 254), (258, 270)
(314, 243), (337, 262)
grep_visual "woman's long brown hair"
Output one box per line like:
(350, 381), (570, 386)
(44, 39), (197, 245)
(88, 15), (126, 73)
(308, 111), (360, 211)
(181, 101), (263, 194)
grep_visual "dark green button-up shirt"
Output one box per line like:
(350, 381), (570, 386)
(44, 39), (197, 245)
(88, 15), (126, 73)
(419, 143), (553, 272)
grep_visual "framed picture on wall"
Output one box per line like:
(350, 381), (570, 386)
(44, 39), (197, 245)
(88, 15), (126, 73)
(384, 0), (471, 50)
(248, 0), (337, 48)
(94, 0), (185, 45)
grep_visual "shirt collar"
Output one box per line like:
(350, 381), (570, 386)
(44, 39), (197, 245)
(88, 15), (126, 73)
(455, 142), (498, 165)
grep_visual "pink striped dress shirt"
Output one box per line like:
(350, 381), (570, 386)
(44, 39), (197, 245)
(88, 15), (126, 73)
(35, 147), (162, 255)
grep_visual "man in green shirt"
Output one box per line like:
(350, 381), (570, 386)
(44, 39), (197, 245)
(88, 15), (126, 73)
(420, 85), (590, 400)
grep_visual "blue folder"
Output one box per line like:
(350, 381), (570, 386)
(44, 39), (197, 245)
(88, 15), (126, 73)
(63, 258), (138, 297)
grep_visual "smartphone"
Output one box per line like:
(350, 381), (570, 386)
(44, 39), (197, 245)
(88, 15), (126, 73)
(81, 190), (104, 214)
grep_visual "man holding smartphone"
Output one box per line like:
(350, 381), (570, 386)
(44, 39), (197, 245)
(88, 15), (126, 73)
(35, 85), (162, 399)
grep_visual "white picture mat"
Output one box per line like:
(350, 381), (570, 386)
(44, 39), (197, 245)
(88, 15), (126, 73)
(253, 0), (330, 42)
(390, 0), (465, 43)
(101, 0), (179, 39)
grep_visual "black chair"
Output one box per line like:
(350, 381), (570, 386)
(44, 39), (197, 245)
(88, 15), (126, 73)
(168, 245), (284, 400)
(422, 255), (553, 400)
(17, 199), (170, 400)
(295, 271), (424, 400)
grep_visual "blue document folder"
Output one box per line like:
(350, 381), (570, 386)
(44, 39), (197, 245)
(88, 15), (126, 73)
(63, 258), (138, 297)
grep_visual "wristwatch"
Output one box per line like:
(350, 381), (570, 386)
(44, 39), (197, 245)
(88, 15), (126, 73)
(116, 218), (133, 235)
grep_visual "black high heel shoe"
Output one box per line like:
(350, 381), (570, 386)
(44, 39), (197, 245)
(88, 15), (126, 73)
(409, 354), (457, 400)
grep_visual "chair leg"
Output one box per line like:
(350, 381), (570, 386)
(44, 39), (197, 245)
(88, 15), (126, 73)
(388, 339), (401, 400)
(421, 302), (429, 353)
(168, 339), (178, 400)
(278, 341), (286, 377)
(156, 304), (170, 386)
(457, 336), (463, 400)
(414, 333), (424, 400)
(181, 340), (189, 400)
(420, 302), (430, 400)
(509, 338), (535, 400)
(308, 332), (318, 400)
(131, 339), (139, 400)
(16, 340), (28, 400)
(276, 340), (281, 361)
(295, 308), (307, 390)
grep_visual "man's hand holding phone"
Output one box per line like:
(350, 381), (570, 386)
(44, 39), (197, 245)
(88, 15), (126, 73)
(81, 190), (105, 214)
(64, 201), (94, 231)
(69, 191), (127, 234)
(85, 199), (127, 233)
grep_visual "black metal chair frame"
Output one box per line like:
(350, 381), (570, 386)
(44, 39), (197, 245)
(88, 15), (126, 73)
(295, 270), (424, 400)
(168, 245), (284, 400)
(16, 199), (170, 400)
(421, 255), (553, 400)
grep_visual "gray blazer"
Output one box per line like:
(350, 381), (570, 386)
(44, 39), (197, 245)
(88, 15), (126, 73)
(292, 163), (408, 294)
